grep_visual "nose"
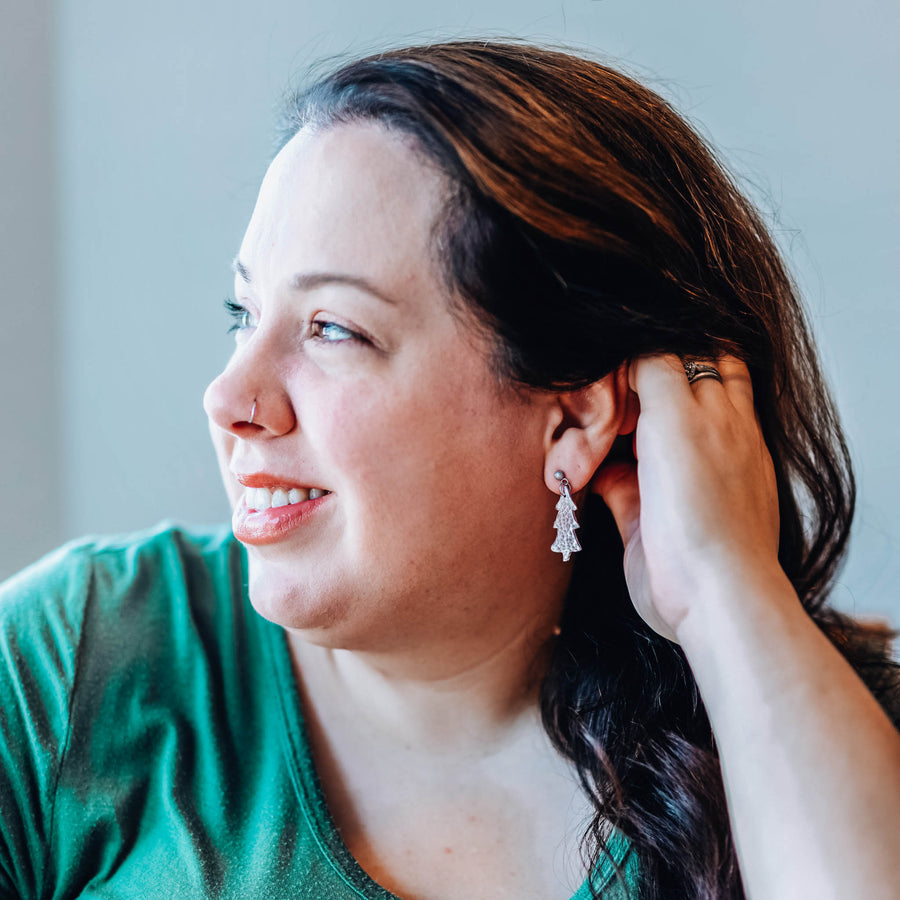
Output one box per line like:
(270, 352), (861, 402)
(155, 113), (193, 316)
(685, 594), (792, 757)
(203, 338), (296, 438)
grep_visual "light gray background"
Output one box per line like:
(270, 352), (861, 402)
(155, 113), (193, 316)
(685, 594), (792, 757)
(2, 1), (898, 623)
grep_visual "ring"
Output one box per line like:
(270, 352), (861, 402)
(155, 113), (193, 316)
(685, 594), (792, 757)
(683, 360), (723, 385)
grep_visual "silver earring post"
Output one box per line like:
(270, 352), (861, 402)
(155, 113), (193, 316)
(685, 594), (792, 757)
(551, 470), (581, 562)
(248, 399), (257, 425)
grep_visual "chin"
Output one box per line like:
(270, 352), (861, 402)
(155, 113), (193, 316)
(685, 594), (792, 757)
(244, 558), (370, 648)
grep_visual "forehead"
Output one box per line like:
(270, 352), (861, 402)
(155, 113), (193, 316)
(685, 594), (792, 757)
(240, 122), (449, 293)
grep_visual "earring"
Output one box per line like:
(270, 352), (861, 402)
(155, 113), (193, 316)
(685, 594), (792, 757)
(551, 470), (581, 562)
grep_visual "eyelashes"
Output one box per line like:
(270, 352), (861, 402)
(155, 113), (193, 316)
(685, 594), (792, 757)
(224, 297), (252, 334)
(223, 297), (366, 346)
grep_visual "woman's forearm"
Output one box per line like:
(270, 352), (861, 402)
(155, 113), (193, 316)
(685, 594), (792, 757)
(676, 568), (900, 899)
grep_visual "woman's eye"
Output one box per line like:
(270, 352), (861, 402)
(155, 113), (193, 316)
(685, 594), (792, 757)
(310, 320), (360, 343)
(224, 298), (254, 334)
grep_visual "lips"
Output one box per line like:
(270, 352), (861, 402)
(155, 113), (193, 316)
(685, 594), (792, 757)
(231, 473), (332, 545)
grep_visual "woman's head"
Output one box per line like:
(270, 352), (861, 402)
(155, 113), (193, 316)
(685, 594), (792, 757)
(203, 121), (610, 659)
(204, 112), (643, 684)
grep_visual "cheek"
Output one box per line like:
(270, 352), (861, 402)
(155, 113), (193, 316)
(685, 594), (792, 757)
(314, 368), (530, 509)
(316, 382), (429, 492)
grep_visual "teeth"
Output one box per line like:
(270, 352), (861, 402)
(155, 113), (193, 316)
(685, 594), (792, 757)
(250, 487), (271, 511)
(244, 485), (323, 511)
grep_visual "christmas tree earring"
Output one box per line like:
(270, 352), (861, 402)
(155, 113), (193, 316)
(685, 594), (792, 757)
(551, 470), (581, 562)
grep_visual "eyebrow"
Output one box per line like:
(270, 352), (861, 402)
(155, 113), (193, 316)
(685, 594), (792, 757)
(231, 257), (398, 306)
(232, 257), (251, 283)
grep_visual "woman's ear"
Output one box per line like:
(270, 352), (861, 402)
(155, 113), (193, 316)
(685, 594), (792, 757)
(543, 361), (636, 493)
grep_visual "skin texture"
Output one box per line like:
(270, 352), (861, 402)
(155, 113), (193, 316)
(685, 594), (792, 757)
(205, 123), (900, 898)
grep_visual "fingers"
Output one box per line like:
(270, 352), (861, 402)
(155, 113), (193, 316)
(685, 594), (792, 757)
(627, 354), (693, 411)
(695, 355), (755, 414)
(628, 353), (755, 417)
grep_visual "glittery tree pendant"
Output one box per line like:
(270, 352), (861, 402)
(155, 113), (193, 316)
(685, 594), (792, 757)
(551, 478), (581, 562)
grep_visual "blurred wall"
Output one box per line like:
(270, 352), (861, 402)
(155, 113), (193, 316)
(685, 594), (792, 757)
(3, 0), (899, 622)
(0, 0), (61, 576)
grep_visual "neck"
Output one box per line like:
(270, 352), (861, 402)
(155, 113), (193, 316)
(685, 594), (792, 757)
(287, 605), (562, 755)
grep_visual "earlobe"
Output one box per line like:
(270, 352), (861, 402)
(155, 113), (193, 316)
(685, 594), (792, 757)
(543, 361), (634, 493)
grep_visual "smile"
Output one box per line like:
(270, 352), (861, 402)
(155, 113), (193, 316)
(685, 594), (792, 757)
(232, 484), (332, 546)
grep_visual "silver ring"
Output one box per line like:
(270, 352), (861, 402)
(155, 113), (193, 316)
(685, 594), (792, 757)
(248, 399), (257, 425)
(683, 360), (723, 385)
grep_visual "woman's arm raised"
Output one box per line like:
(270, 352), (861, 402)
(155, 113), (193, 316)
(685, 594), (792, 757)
(594, 353), (900, 899)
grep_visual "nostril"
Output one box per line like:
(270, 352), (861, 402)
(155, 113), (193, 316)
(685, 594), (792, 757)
(232, 398), (263, 433)
(233, 420), (264, 435)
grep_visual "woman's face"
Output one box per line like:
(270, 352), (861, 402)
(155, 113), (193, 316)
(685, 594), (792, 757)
(204, 123), (564, 653)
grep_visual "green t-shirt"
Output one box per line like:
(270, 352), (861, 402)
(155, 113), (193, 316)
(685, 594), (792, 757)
(0, 524), (638, 899)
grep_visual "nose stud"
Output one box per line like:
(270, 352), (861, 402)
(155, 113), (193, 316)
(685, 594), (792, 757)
(248, 399), (257, 425)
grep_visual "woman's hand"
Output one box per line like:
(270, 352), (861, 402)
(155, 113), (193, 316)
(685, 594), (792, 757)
(591, 353), (782, 642)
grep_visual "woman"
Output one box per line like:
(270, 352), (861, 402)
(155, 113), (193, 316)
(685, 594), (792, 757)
(2, 41), (899, 900)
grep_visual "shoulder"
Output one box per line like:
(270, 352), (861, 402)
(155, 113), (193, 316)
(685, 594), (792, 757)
(1, 521), (249, 699)
(0, 523), (245, 896)
(0, 521), (242, 643)
(0, 519), (245, 718)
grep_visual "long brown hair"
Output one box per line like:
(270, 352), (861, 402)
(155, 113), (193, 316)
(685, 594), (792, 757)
(279, 41), (899, 898)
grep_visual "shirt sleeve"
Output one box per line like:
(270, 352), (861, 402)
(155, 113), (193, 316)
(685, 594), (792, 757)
(0, 545), (91, 899)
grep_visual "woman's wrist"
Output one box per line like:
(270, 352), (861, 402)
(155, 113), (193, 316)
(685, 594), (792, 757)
(673, 560), (803, 665)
